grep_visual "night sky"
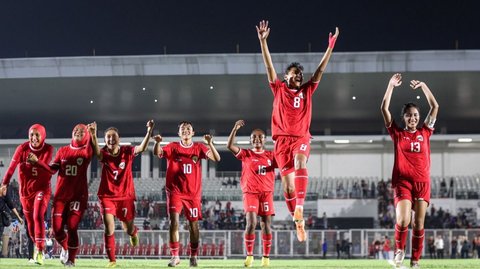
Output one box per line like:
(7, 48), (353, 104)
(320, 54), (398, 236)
(0, 0), (478, 58)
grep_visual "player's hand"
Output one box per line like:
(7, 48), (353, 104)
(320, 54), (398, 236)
(18, 218), (24, 225)
(153, 135), (163, 143)
(233, 120), (245, 131)
(410, 80), (425, 90)
(146, 120), (155, 130)
(87, 122), (97, 135)
(256, 20), (270, 41)
(27, 153), (38, 164)
(204, 134), (213, 145)
(389, 73), (402, 88)
(0, 185), (7, 197)
(328, 27), (340, 48)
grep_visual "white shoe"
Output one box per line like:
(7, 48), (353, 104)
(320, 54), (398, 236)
(394, 249), (405, 268)
(60, 248), (69, 265)
(28, 258), (36, 264)
(65, 260), (75, 267)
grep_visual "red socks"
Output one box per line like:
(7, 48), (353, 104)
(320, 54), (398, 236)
(104, 234), (116, 262)
(189, 242), (199, 257)
(284, 192), (296, 217)
(395, 224), (408, 251)
(411, 229), (425, 261)
(262, 234), (272, 257)
(245, 233), (255, 256)
(294, 168), (308, 206)
(170, 241), (180, 257)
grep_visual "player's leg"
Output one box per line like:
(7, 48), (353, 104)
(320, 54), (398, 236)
(20, 198), (35, 244)
(100, 199), (117, 267)
(119, 200), (139, 247)
(52, 200), (68, 264)
(259, 191), (274, 267)
(275, 137), (297, 218)
(32, 191), (50, 265)
(394, 199), (412, 268)
(242, 193), (259, 267)
(410, 182), (430, 267)
(185, 198), (202, 267)
(65, 199), (87, 266)
(166, 193), (182, 267)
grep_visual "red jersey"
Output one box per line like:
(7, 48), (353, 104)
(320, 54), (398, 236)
(159, 142), (210, 197)
(97, 145), (137, 200)
(2, 142), (54, 199)
(235, 149), (276, 193)
(388, 121), (433, 185)
(52, 144), (92, 201)
(269, 78), (319, 139)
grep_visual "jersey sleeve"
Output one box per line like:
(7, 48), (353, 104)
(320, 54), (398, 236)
(51, 148), (62, 166)
(387, 121), (401, 140)
(234, 148), (247, 160)
(199, 143), (210, 159)
(269, 79), (283, 96)
(1, 145), (23, 185)
(421, 123), (434, 138)
(303, 79), (320, 94)
(158, 143), (172, 159)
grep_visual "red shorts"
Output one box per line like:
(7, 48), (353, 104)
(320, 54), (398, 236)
(99, 198), (136, 222)
(393, 179), (430, 207)
(52, 198), (87, 220)
(166, 192), (202, 221)
(274, 136), (311, 176)
(243, 192), (275, 216)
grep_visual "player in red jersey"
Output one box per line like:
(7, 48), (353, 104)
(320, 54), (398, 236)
(88, 120), (154, 268)
(227, 120), (276, 267)
(28, 124), (92, 267)
(381, 73), (439, 268)
(153, 121), (220, 267)
(256, 20), (339, 241)
(0, 124), (54, 265)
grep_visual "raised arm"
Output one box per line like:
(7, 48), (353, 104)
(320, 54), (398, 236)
(227, 120), (245, 154)
(134, 120), (155, 155)
(381, 73), (403, 127)
(152, 135), (164, 157)
(311, 27), (339, 83)
(410, 80), (439, 127)
(87, 122), (103, 161)
(204, 135), (221, 162)
(256, 20), (277, 83)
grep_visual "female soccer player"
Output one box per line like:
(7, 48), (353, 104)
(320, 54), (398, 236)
(153, 121), (220, 267)
(381, 73), (439, 268)
(256, 20), (339, 241)
(88, 120), (154, 268)
(29, 124), (92, 267)
(0, 124), (53, 265)
(227, 120), (276, 267)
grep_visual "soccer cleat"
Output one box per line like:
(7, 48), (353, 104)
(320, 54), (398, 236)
(35, 251), (45, 265)
(244, 255), (254, 267)
(410, 261), (420, 268)
(130, 233), (139, 247)
(189, 256), (198, 267)
(28, 258), (36, 264)
(60, 248), (69, 264)
(261, 256), (270, 267)
(105, 261), (117, 268)
(168, 256), (181, 267)
(394, 249), (405, 268)
(64, 260), (75, 267)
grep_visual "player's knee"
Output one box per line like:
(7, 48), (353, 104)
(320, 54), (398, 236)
(412, 218), (424, 230)
(396, 216), (410, 227)
(284, 185), (295, 193)
(245, 222), (256, 233)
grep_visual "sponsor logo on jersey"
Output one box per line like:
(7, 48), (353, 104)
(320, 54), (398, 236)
(417, 135), (424, 142)
(119, 161), (125, 169)
(252, 159), (259, 162)
(77, 158), (84, 166)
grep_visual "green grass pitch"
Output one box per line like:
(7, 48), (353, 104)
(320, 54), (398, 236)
(0, 258), (478, 269)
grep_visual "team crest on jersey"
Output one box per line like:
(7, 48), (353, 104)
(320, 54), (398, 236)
(119, 161), (125, 169)
(76, 158), (83, 166)
(417, 135), (424, 142)
(192, 156), (198, 163)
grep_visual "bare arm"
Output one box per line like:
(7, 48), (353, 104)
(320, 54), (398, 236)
(227, 120), (245, 154)
(87, 122), (103, 161)
(410, 80), (439, 127)
(152, 135), (164, 157)
(381, 73), (403, 127)
(256, 20), (277, 83)
(311, 27), (339, 83)
(204, 135), (221, 162)
(11, 208), (23, 225)
(134, 120), (155, 155)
